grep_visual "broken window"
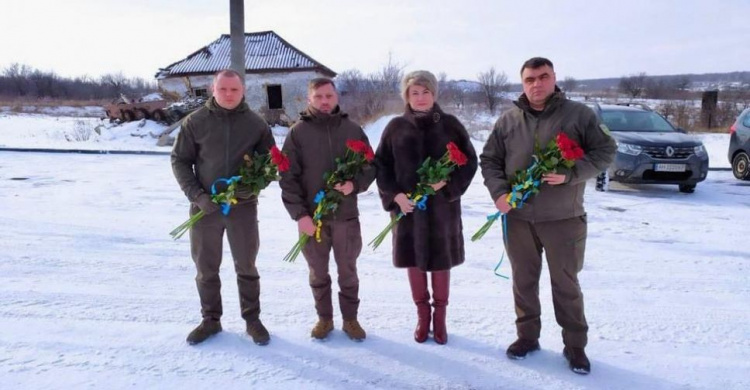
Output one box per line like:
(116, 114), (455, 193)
(193, 88), (208, 98)
(266, 85), (282, 109)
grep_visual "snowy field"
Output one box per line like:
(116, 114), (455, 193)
(0, 114), (170, 152)
(0, 112), (734, 168)
(0, 105), (105, 118)
(1, 114), (748, 389)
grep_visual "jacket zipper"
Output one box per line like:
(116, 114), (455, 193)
(225, 116), (231, 178)
(530, 114), (540, 224)
(326, 122), (337, 221)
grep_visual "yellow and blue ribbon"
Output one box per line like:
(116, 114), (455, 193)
(507, 158), (541, 209)
(395, 192), (428, 219)
(415, 194), (429, 210)
(312, 190), (327, 242)
(493, 213), (509, 279)
(211, 175), (242, 216)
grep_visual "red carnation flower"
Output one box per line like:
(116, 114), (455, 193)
(346, 140), (367, 154)
(346, 139), (374, 162)
(364, 148), (375, 162)
(446, 141), (468, 166)
(561, 146), (584, 161)
(556, 133), (584, 161)
(270, 145), (283, 164)
(270, 145), (290, 172)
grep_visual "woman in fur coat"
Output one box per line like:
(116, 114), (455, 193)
(374, 70), (478, 344)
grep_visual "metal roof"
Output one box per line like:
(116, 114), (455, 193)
(157, 31), (336, 78)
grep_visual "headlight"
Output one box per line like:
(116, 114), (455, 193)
(617, 142), (642, 156)
(694, 144), (707, 157)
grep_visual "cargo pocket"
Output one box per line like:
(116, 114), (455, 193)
(345, 218), (363, 260)
(572, 214), (587, 272)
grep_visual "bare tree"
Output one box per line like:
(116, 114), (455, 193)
(675, 75), (691, 91)
(336, 54), (405, 123)
(437, 71), (449, 101)
(477, 67), (509, 115)
(29, 69), (61, 98)
(436, 71), (456, 108)
(644, 78), (666, 99)
(619, 72), (648, 98)
(561, 76), (579, 93)
(370, 52), (404, 95)
(437, 72), (448, 85)
(3, 63), (33, 96)
(337, 69), (365, 96)
(451, 83), (469, 110)
(0, 63), (156, 100)
(100, 72), (129, 97)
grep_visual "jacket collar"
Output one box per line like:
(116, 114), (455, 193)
(206, 96), (250, 116)
(298, 105), (348, 126)
(514, 86), (565, 117)
(403, 103), (444, 128)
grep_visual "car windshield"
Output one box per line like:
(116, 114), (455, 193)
(601, 110), (675, 132)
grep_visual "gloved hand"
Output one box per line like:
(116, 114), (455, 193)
(195, 193), (220, 215)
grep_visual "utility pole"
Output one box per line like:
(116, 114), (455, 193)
(230, 0), (246, 87)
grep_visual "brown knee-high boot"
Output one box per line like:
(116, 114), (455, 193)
(431, 270), (450, 345)
(407, 267), (430, 343)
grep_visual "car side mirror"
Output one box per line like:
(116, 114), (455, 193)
(676, 127), (687, 134)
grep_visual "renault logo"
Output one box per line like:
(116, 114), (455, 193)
(665, 146), (675, 157)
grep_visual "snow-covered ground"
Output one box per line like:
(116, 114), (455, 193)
(0, 114), (169, 151)
(695, 133), (731, 168)
(1, 113), (748, 389)
(0, 105), (105, 117)
(0, 112), (733, 169)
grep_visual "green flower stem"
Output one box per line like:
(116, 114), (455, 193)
(169, 210), (205, 240)
(470, 212), (500, 242)
(283, 233), (310, 263)
(368, 213), (403, 250)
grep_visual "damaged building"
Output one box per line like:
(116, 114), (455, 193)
(156, 31), (336, 124)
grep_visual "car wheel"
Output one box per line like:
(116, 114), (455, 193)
(152, 109), (166, 123)
(732, 152), (750, 180)
(135, 108), (150, 120)
(678, 184), (696, 193)
(121, 110), (135, 122)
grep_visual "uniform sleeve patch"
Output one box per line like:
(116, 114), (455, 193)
(599, 123), (612, 136)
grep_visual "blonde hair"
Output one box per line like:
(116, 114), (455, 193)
(400, 70), (438, 102)
(213, 69), (243, 83)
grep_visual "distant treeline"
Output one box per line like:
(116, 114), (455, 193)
(508, 71), (750, 94)
(0, 63), (157, 101)
(577, 71), (750, 92)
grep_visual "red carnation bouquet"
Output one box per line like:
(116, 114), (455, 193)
(369, 141), (468, 250)
(170, 146), (289, 240)
(283, 139), (375, 262)
(471, 132), (584, 241)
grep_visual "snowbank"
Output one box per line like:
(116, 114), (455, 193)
(0, 113), (169, 151)
(0, 112), (734, 169)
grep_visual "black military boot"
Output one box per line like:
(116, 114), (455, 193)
(186, 319), (222, 345)
(506, 338), (540, 360)
(563, 346), (591, 375)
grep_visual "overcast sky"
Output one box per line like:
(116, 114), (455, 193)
(2, 0), (748, 83)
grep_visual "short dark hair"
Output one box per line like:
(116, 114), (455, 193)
(520, 57), (554, 75)
(308, 77), (336, 94)
(213, 69), (244, 82)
